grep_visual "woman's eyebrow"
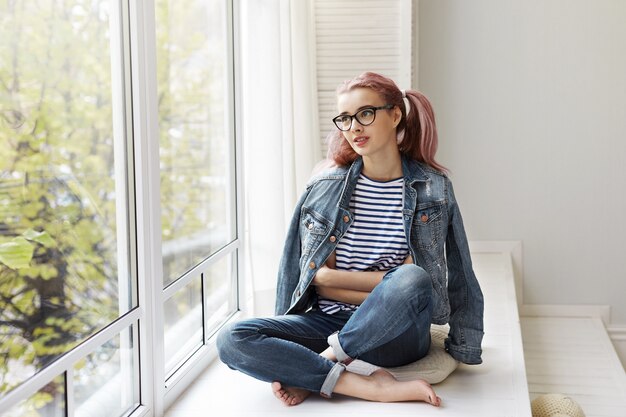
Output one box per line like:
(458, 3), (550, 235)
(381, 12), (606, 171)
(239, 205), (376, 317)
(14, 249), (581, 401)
(337, 105), (376, 115)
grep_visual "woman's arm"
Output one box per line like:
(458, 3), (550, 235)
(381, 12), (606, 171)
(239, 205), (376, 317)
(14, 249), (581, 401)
(444, 179), (484, 365)
(313, 265), (385, 292)
(315, 286), (370, 306)
(312, 253), (414, 292)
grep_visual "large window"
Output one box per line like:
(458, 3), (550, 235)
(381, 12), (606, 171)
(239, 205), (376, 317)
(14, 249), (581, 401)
(0, 0), (240, 416)
(157, 0), (236, 286)
(155, 0), (238, 385)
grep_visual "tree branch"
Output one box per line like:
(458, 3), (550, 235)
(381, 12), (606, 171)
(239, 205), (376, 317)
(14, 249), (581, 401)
(0, 319), (29, 330)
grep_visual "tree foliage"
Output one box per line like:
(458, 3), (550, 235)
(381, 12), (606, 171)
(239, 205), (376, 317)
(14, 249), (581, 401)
(1, 0), (120, 412)
(1, 0), (231, 415)
(156, 0), (231, 285)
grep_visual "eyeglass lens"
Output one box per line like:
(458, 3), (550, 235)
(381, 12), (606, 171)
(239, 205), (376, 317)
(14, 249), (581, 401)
(335, 108), (376, 130)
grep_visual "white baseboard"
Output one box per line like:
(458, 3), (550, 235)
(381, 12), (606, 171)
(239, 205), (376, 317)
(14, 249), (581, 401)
(607, 325), (626, 370)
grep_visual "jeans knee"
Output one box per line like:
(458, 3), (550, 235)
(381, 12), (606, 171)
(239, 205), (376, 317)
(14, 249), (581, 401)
(216, 322), (236, 363)
(387, 264), (432, 298)
(216, 320), (255, 368)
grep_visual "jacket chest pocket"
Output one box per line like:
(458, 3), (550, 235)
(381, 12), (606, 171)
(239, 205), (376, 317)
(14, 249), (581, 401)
(413, 202), (444, 249)
(299, 209), (330, 261)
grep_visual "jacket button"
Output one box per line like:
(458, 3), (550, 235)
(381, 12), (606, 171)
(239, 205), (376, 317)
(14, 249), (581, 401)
(421, 214), (429, 223)
(343, 215), (350, 223)
(329, 235), (336, 242)
(307, 223), (313, 230)
(309, 261), (316, 269)
(296, 290), (301, 297)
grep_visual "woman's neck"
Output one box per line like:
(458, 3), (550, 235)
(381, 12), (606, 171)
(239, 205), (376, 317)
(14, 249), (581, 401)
(361, 152), (403, 181)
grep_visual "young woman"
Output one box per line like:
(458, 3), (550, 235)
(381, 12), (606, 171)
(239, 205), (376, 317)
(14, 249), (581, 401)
(217, 72), (484, 407)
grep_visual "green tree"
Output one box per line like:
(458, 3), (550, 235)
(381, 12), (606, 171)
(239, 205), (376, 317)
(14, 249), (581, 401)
(156, 0), (230, 285)
(1, 0), (230, 415)
(1, 1), (120, 413)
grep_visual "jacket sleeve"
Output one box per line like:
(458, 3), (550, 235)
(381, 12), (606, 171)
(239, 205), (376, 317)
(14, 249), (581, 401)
(274, 186), (310, 315)
(444, 179), (485, 364)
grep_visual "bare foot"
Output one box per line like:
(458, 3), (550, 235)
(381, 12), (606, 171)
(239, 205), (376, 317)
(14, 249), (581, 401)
(334, 369), (441, 406)
(271, 381), (311, 406)
(371, 369), (441, 406)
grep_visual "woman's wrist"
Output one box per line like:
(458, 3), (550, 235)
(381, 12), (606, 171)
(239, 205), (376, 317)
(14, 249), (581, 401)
(312, 264), (332, 287)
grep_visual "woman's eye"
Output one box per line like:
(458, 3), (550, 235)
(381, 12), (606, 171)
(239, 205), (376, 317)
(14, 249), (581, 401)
(359, 109), (374, 118)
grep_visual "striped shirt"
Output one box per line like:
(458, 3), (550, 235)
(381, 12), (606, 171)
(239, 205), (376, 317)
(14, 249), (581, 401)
(318, 174), (409, 314)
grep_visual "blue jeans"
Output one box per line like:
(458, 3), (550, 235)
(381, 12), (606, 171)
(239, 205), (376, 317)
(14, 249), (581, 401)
(216, 264), (433, 397)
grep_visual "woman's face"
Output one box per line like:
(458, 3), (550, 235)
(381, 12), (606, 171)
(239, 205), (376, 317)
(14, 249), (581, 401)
(336, 88), (401, 159)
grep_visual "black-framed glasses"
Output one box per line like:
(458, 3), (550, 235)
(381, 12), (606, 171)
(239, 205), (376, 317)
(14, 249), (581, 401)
(332, 104), (394, 131)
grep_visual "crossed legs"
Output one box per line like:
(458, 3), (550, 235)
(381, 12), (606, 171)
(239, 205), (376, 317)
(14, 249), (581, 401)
(217, 264), (439, 406)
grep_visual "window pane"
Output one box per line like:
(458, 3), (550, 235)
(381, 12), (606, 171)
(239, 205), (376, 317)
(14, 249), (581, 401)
(74, 327), (138, 417)
(0, 375), (65, 417)
(0, 0), (133, 395)
(164, 277), (203, 376)
(156, 0), (236, 286)
(205, 252), (238, 335)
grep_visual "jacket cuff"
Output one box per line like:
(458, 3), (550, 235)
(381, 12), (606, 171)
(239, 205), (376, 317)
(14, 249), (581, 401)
(444, 339), (483, 365)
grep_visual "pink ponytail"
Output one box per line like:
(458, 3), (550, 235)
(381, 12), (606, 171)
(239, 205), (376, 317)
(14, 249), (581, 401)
(326, 72), (447, 174)
(401, 90), (447, 173)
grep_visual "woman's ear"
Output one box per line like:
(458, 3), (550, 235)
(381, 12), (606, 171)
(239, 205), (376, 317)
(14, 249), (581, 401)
(393, 106), (402, 127)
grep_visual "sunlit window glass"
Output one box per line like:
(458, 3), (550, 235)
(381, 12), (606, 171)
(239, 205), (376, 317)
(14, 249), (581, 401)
(156, 0), (236, 286)
(205, 253), (237, 334)
(0, 0), (133, 406)
(164, 277), (203, 376)
(74, 328), (138, 417)
(1, 375), (65, 417)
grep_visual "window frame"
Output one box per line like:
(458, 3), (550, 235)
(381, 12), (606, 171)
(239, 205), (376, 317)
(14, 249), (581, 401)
(0, 0), (244, 416)
(0, 0), (142, 414)
(131, 0), (244, 415)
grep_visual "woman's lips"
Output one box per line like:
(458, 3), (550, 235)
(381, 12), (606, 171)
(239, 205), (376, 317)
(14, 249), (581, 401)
(353, 136), (369, 147)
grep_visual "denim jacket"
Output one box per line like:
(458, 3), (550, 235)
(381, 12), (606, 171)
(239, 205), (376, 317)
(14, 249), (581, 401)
(274, 156), (484, 365)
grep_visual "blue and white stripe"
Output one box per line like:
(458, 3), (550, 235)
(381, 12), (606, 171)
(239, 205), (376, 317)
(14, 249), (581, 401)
(318, 174), (409, 314)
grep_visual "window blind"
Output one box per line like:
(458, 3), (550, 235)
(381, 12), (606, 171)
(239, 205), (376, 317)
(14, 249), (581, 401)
(313, 0), (413, 157)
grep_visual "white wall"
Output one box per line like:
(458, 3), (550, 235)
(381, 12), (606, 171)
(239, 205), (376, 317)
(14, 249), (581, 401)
(417, 1), (626, 324)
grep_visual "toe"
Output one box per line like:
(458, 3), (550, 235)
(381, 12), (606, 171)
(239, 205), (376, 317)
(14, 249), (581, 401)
(428, 394), (441, 407)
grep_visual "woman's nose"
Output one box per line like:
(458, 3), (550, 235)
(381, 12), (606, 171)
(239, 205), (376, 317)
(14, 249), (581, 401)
(350, 119), (363, 132)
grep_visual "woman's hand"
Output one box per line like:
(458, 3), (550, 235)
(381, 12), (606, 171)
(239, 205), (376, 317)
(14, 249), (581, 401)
(312, 264), (333, 287)
(316, 286), (369, 306)
(311, 251), (336, 287)
(312, 251), (386, 292)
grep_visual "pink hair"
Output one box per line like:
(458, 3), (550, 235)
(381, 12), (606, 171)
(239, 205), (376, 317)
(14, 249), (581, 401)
(326, 72), (447, 173)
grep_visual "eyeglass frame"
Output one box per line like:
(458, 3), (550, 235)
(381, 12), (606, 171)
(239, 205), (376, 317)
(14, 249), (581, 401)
(332, 104), (395, 131)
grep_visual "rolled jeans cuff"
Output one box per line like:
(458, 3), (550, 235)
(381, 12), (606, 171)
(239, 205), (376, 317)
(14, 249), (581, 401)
(320, 362), (346, 398)
(327, 332), (353, 364)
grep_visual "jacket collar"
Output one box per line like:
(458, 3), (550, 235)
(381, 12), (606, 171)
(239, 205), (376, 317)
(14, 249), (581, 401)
(401, 154), (431, 185)
(337, 158), (362, 211)
(338, 155), (431, 211)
